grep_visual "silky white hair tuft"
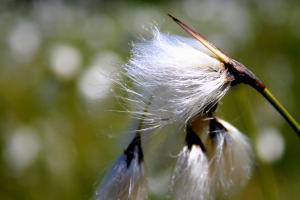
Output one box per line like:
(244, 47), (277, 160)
(92, 146), (148, 200)
(207, 118), (254, 196)
(113, 25), (233, 132)
(171, 145), (212, 200)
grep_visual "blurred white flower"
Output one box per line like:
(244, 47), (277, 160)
(78, 51), (121, 101)
(49, 44), (82, 81)
(256, 127), (285, 163)
(3, 126), (41, 175)
(8, 21), (42, 62)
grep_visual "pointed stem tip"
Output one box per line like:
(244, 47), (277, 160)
(167, 13), (230, 64)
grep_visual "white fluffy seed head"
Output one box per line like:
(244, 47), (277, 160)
(117, 25), (233, 130)
(170, 124), (212, 200)
(93, 146), (148, 200)
(207, 118), (253, 196)
(171, 145), (212, 200)
(170, 117), (253, 199)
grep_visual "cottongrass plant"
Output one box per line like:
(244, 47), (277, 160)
(92, 14), (300, 200)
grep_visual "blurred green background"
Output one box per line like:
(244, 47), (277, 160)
(1, 0), (300, 199)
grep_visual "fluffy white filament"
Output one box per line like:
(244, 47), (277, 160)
(170, 117), (253, 199)
(171, 145), (212, 200)
(93, 146), (148, 200)
(207, 118), (253, 196)
(116, 26), (233, 130)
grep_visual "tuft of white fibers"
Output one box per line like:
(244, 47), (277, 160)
(93, 136), (148, 200)
(118, 25), (233, 130)
(206, 118), (253, 196)
(170, 127), (212, 200)
(171, 146), (211, 200)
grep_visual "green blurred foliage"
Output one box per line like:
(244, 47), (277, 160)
(0, 0), (300, 199)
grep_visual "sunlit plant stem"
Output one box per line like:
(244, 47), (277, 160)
(261, 88), (300, 136)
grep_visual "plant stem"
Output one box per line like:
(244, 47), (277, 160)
(233, 87), (280, 200)
(135, 95), (153, 137)
(260, 88), (300, 137)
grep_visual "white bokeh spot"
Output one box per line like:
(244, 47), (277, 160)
(3, 126), (41, 175)
(256, 127), (285, 163)
(78, 51), (122, 101)
(49, 44), (82, 81)
(8, 21), (42, 62)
